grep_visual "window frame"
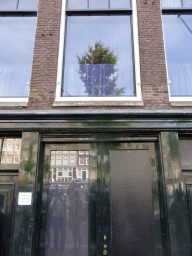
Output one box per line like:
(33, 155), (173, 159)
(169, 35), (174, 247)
(54, 0), (142, 107)
(162, 5), (192, 106)
(0, 7), (37, 107)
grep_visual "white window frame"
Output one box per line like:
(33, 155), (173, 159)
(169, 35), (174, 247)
(54, 0), (143, 107)
(161, 4), (192, 106)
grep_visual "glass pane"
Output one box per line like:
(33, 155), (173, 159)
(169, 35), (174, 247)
(0, 17), (36, 97)
(110, 0), (130, 9)
(89, 0), (108, 9)
(63, 15), (134, 97)
(179, 140), (192, 166)
(163, 14), (192, 96)
(161, 132), (192, 255)
(68, 0), (87, 9)
(183, 0), (192, 7)
(18, 0), (39, 9)
(45, 150), (89, 256)
(161, 0), (181, 7)
(0, 139), (22, 164)
(0, 177), (18, 256)
(110, 150), (154, 255)
(0, 0), (17, 10)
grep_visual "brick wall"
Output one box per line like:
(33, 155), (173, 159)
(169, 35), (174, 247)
(1, 0), (191, 111)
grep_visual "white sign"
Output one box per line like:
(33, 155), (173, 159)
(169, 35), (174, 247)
(18, 192), (32, 206)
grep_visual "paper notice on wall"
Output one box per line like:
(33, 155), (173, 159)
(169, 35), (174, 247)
(18, 192), (32, 205)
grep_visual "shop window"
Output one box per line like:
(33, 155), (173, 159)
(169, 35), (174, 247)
(0, 0), (38, 106)
(162, 2), (192, 104)
(54, 0), (142, 106)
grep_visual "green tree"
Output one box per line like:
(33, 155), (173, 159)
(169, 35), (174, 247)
(77, 41), (125, 96)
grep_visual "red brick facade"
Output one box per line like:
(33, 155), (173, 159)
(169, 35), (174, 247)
(1, 0), (190, 110)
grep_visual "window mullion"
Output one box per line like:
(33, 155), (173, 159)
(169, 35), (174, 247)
(16, 0), (19, 9)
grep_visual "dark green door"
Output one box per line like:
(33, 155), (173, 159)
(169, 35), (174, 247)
(40, 142), (163, 256)
(98, 142), (163, 256)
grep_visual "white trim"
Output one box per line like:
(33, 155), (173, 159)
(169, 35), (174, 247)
(55, 0), (66, 101)
(0, 98), (28, 107)
(54, 0), (143, 107)
(169, 97), (192, 106)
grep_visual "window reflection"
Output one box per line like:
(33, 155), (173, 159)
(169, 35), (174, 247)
(63, 15), (134, 97)
(89, 0), (108, 9)
(0, 17), (36, 97)
(161, 0), (181, 7)
(162, 0), (192, 7)
(163, 14), (192, 96)
(0, 0), (39, 10)
(18, 0), (39, 9)
(68, 0), (130, 9)
(46, 150), (89, 256)
(0, 0), (17, 10)
(183, 0), (192, 7)
(0, 139), (22, 164)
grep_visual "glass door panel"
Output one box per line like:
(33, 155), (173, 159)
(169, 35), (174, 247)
(0, 173), (18, 256)
(42, 144), (96, 256)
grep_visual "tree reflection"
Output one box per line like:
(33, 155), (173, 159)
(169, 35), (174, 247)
(77, 41), (125, 96)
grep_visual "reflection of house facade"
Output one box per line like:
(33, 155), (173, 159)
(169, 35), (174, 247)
(50, 150), (89, 182)
(0, 139), (22, 165)
(1, 0), (192, 255)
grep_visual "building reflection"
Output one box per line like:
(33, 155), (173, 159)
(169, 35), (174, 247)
(0, 138), (22, 164)
(46, 150), (89, 256)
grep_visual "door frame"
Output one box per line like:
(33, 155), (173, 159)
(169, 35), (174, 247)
(34, 135), (168, 256)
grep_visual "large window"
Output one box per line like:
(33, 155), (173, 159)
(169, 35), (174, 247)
(162, 1), (192, 103)
(0, 0), (38, 106)
(55, 0), (142, 106)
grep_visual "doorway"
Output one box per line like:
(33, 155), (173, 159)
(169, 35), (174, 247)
(39, 142), (163, 256)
